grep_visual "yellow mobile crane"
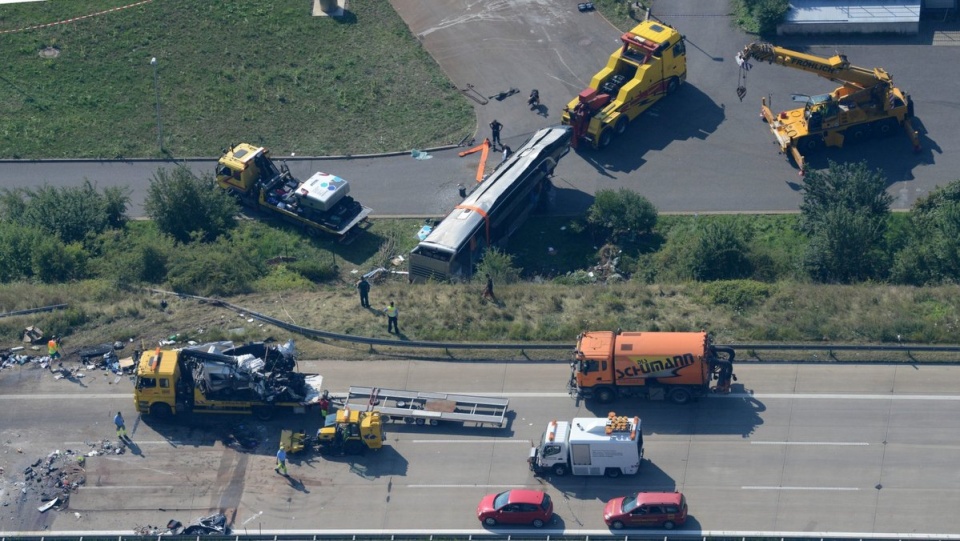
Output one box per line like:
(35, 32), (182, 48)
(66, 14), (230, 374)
(736, 42), (920, 175)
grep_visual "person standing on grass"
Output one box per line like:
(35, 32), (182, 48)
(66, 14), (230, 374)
(384, 300), (399, 334)
(356, 276), (371, 308)
(482, 274), (496, 301)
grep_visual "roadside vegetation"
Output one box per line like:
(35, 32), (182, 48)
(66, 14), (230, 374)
(2, 163), (960, 358)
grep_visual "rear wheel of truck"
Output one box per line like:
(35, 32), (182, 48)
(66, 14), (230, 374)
(666, 76), (681, 94)
(605, 467), (622, 478)
(595, 387), (616, 404)
(552, 464), (567, 476)
(668, 387), (693, 405)
(149, 403), (172, 418)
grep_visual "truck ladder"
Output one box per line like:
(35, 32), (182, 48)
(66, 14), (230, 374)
(346, 386), (509, 427)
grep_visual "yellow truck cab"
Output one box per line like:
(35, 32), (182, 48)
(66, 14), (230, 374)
(316, 406), (384, 455)
(134, 347), (179, 417)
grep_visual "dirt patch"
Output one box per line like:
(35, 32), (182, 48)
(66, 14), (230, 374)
(38, 47), (59, 59)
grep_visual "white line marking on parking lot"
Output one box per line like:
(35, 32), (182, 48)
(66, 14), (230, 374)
(742, 486), (860, 491)
(751, 441), (869, 446)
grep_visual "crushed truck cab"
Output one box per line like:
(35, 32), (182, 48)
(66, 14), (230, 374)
(571, 331), (735, 405)
(529, 413), (643, 478)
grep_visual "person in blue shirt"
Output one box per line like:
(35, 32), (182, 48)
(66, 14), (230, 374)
(275, 445), (288, 476)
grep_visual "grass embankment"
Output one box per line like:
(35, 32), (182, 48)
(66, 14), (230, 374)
(2, 215), (959, 362)
(0, 0), (472, 158)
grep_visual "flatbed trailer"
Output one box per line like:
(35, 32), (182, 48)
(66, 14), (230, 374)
(345, 386), (509, 428)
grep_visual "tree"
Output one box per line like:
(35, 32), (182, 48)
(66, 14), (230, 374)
(0, 180), (129, 244)
(144, 166), (237, 243)
(799, 161), (892, 283)
(891, 179), (960, 284)
(586, 188), (657, 243)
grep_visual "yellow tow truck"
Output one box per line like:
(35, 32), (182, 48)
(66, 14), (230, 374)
(216, 143), (372, 237)
(134, 341), (323, 421)
(562, 18), (687, 149)
(280, 406), (384, 456)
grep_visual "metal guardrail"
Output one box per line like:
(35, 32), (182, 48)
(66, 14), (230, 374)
(147, 289), (960, 360)
(0, 303), (68, 319)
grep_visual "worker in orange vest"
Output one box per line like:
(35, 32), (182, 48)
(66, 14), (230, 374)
(48, 336), (61, 361)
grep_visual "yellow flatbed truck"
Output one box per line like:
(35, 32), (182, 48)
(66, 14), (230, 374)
(134, 340), (323, 421)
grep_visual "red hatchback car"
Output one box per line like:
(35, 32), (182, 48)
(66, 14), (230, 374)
(477, 489), (554, 528)
(603, 491), (687, 530)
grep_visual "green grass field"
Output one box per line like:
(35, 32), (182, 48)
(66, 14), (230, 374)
(0, 0), (473, 159)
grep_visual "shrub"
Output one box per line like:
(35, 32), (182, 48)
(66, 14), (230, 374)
(476, 247), (522, 285)
(288, 259), (338, 282)
(586, 188), (657, 243)
(144, 167), (237, 243)
(703, 280), (773, 310)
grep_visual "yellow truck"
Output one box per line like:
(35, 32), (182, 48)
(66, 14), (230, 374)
(281, 406), (385, 456)
(562, 18), (686, 149)
(134, 340), (323, 420)
(216, 143), (372, 237)
(737, 42), (920, 175)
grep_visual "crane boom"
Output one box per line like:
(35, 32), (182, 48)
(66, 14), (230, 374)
(738, 42), (894, 90)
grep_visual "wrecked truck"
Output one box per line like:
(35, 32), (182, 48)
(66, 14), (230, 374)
(134, 340), (323, 420)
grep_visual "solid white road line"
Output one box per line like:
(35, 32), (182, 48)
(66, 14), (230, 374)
(406, 484), (526, 488)
(742, 486), (860, 491)
(751, 441), (870, 446)
(409, 439), (531, 443)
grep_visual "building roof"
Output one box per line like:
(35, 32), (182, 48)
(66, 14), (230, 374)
(786, 0), (920, 24)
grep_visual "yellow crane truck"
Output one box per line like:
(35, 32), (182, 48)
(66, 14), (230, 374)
(216, 143), (372, 237)
(737, 42), (920, 175)
(134, 340), (323, 420)
(570, 331), (736, 405)
(562, 18), (687, 149)
(281, 405), (385, 456)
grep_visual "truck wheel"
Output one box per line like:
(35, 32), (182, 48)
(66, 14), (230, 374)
(798, 136), (822, 152)
(149, 403), (172, 418)
(849, 127), (867, 143)
(598, 129), (614, 148)
(595, 387), (616, 404)
(666, 76), (681, 94)
(668, 388), (693, 405)
(611, 520), (625, 530)
(614, 115), (629, 135)
(663, 520), (676, 530)
(877, 118), (898, 137)
(552, 464), (567, 476)
(343, 439), (365, 455)
(415, 418), (426, 426)
(254, 406), (275, 421)
(605, 467), (622, 478)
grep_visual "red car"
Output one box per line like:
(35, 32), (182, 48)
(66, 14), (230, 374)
(477, 489), (554, 528)
(603, 491), (687, 530)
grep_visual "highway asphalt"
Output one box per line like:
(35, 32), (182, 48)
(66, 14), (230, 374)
(2, 1), (958, 218)
(2, 359), (960, 535)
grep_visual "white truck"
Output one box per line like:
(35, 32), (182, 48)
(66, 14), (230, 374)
(528, 413), (643, 478)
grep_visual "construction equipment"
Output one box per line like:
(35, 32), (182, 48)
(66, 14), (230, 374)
(529, 413), (643, 477)
(133, 340), (323, 420)
(562, 18), (686, 149)
(216, 143), (372, 237)
(315, 405), (385, 455)
(569, 331), (736, 405)
(736, 42), (920, 175)
(345, 386), (510, 428)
